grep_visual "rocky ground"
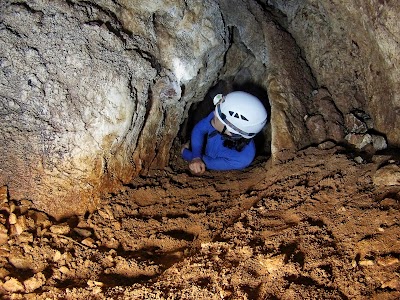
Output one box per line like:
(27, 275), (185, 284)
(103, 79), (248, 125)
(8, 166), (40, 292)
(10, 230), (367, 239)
(0, 146), (399, 299)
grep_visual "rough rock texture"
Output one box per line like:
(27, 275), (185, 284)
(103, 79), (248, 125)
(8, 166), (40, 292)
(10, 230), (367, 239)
(0, 0), (227, 219)
(1, 0), (400, 220)
(264, 0), (400, 147)
(0, 148), (399, 299)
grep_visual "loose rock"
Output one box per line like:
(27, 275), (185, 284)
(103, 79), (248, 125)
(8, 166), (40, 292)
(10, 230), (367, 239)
(3, 277), (24, 293)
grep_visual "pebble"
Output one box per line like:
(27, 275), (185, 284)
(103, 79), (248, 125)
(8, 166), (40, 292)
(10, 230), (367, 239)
(0, 267), (10, 279)
(8, 255), (33, 269)
(17, 232), (33, 243)
(373, 164), (400, 186)
(359, 259), (374, 266)
(88, 280), (104, 287)
(59, 266), (70, 274)
(53, 250), (62, 262)
(10, 223), (24, 236)
(377, 257), (399, 267)
(30, 211), (51, 228)
(3, 277), (24, 293)
(81, 237), (96, 248)
(381, 278), (400, 290)
(24, 272), (45, 292)
(8, 213), (17, 225)
(74, 228), (92, 238)
(50, 223), (71, 235)
(354, 156), (363, 164)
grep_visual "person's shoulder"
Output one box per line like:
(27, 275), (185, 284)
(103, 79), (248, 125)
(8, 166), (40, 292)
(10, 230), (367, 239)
(205, 111), (215, 120)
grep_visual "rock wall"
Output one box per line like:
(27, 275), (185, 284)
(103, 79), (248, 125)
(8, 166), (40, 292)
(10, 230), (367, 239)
(264, 0), (400, 147)
(1, 0), (399, 219)
(0, 0), (227, 219)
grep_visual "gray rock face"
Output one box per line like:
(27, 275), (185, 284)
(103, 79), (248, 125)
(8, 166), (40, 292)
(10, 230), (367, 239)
(0, 0), (227, 219)
(1, 0), (399, 219)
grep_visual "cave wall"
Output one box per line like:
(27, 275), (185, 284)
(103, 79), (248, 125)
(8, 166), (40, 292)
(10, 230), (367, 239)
(0, 0), (399, 219)
(0, 0), (228, 219)
(264, 0), (400, 147)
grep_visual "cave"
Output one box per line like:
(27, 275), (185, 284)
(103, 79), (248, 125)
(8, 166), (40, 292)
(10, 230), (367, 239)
(1, 0), (400, 298)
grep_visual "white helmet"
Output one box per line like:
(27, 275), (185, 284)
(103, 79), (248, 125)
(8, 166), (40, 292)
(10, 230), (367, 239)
(213, 91), (268, 139)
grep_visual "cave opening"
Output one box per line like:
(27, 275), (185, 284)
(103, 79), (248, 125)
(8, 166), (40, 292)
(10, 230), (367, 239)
(177, 78), (272, 169)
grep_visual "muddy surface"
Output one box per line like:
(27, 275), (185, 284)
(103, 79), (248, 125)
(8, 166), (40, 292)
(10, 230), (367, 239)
(1, 147), (399, 299)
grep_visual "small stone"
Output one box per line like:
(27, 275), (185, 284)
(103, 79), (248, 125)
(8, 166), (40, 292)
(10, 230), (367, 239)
(371, 135), (387, 151)
(9, 202), (15, 213)
(59, 266), (70, 274)
(0, 267), (10, 279)
(50, 223), (70, 235)
(351, 260), (357, 268)
(81, 237), (96, 248)
(381, 278), (400, 290)
(73, 228), (92, 238)
(359, 259), (374, 266)
(17, 232), (33, 243)
(354, 156), (363, 164)
(345, 133), (372, 150)
(345, 113), (368, 134)
(373, 164), (400, 186)
(3, 277), (24, 293)
(318, 141), (336, 150)
(8, 213), (17, 225)
(377, 257), (399, 267)
(23, 272), (45, 293)
(29, 211), (51, 228)
(53, 250), (62, 262)
(10, 223), (24, 236)
(8, 254), (33, 269)
(88, 280), (104, 287)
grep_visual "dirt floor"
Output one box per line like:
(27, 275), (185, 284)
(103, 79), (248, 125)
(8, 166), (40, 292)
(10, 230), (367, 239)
(1, 146), (400, 299)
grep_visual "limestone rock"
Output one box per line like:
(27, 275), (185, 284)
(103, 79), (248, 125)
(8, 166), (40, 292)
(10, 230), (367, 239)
(345, 113), (368, 134)
(265, 0), (400, 146)
(0, 0), (226, 220)
(345, 133), (387, 152)
(74, 228), (92, 238)
(23, 272), (46, 293)
(2, 277), (24, 293)
(49, 223), (71, 235)
(373, 164), (400, 186)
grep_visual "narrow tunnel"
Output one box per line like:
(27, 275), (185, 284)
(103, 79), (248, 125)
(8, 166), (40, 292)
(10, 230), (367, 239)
(0, 0), (400, 298)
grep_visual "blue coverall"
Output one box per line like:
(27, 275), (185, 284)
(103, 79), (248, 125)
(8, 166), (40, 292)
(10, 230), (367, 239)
(182, 112), (256, 170)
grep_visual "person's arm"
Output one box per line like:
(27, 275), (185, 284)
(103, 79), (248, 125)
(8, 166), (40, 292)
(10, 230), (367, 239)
(189, 116), (210, 159)
(181, 114), (213, 175)
(202, 140), (256, 171)
(202, 154), (253, 171)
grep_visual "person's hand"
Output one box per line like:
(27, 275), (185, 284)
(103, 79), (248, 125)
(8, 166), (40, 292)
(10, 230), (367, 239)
(189, 157), (206, 175)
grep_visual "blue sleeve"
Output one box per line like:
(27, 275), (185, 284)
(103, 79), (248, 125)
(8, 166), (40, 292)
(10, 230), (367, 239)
(202, 142), (256, 171)
(190, 115), (212, 159)
(182, 113), (213, 162)
(182, 148), (194, 161)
